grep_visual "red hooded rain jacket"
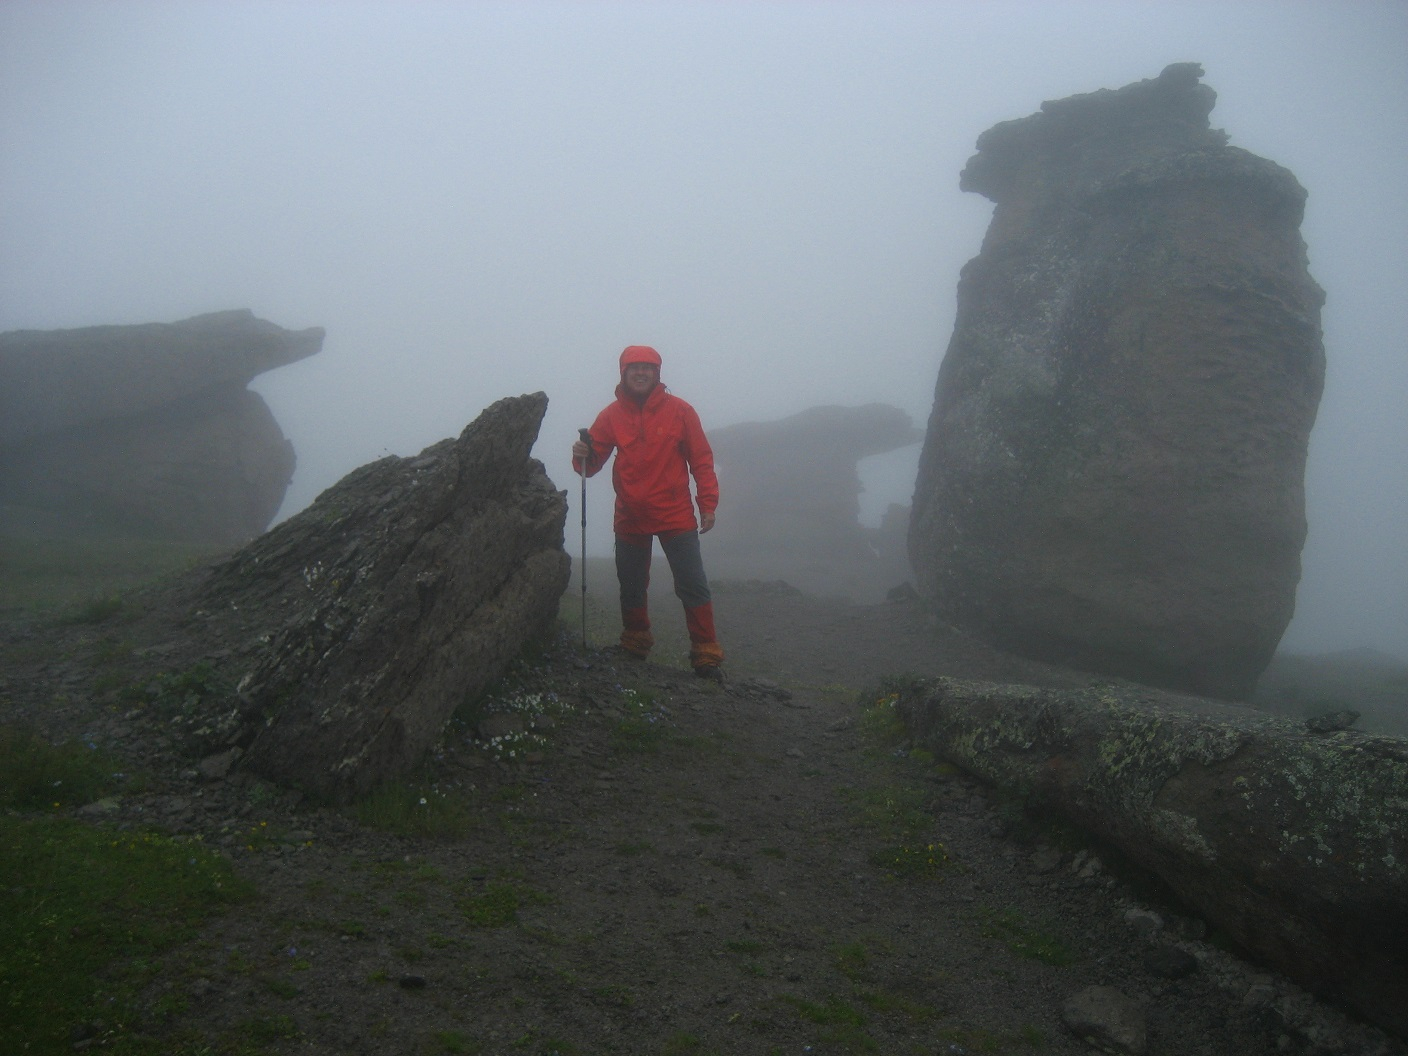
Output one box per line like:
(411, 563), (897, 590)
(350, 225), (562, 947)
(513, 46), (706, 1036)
(573, 349), (718, 537)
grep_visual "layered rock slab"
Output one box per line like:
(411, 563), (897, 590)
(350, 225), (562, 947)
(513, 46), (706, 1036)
(895, 677), (1408, 1040)
(0, 309), (323, 542)
(908, 64), (1325, 698)
(188, 392), (569, 802)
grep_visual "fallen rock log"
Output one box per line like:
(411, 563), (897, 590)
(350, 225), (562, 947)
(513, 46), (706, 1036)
(894, 677), (1408, 1040)
(188, 392), (569, 803)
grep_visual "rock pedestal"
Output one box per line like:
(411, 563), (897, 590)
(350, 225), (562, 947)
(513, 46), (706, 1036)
(0, 309), (323, 543)
(908, 64), (1325, 699)
(708, 404), (919, 600)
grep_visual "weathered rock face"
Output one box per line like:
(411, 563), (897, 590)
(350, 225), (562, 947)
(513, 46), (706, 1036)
(186, 392), (569, 803)
(0, 309), (323, 543)
(708, 404), (920, 600)
(894, 677), (1408, 1040)
(908, 64), (1326, 699)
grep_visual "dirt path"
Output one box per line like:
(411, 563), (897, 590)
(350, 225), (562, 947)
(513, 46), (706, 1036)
(4, 579), (1398, 1055)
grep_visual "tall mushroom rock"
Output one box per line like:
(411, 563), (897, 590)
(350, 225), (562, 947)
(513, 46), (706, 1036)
(908, 63), (1325, 699)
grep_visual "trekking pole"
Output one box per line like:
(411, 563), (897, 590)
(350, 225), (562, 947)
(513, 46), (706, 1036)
(577, 429), (593, 651)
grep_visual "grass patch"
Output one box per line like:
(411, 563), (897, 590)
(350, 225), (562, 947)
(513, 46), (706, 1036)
(854, 676), (926, 748)
(144, 661), (232, 718)
(0, 815), (253, 1054)
(433, 1027), (484, 1053)
(839, 782), (935, 842)
(0, 724), (131, 810)
(975, 906), (1077, 967)
(868, 840), (950, 881)
(0, 528), (219, 615)
(776, 994), (876, 1050)
(262, 974), (302, 999)
(724, 938), (765, 955)
(355, 779), (478, 839)
(778, 993), (867, 1027)
(831, 940), (872, 982)
(457, 880), (547, 928)
(610, 687), (671, 754)
(661, 1033), (707, 1055)
(242, 1012), (302, 1042)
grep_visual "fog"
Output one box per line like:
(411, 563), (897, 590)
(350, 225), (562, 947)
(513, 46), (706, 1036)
(2, 1), (1404, 660)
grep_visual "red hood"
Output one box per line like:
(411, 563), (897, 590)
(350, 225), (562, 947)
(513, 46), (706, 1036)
(619, 345), (662, 375)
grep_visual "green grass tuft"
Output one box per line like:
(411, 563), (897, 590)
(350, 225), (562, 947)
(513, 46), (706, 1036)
(0, 724), (131, 810)
(975, 906), (1077, 967)
(0, 815), (253, 1054)
(868, 840), (950, 881)
(457, 880), (547, 928)
(354, 780), (478, 839)
(610, 687), (671, 753)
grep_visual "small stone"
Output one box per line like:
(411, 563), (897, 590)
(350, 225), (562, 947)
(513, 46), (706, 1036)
(1304, 710), (1358, 733)
(198, 747), (242, 780)
(398, 974), (427, 989)
(1030, 845), (1063, 874)
(1123, 907), (1164, 939)
(77, 796), (122, 816)
(1062, 985), (1147, 1055)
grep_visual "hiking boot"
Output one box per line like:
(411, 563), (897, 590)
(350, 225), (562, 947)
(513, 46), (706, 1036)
(618, 628), (653, 659)
(694, 663), (724, 684)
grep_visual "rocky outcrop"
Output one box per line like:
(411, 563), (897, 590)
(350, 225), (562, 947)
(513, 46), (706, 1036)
(0, 309), (323, 543)
(894, 677), (1408, 1040)
(708, 404), (920, 600)
(908, 64), (1325, 699)
(182, 392), (569, 803)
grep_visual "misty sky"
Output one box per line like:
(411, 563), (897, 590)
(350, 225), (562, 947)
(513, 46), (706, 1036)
(2, 1), (1405, 659)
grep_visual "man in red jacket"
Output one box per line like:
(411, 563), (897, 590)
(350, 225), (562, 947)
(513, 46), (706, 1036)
(571, 345), (724, 680)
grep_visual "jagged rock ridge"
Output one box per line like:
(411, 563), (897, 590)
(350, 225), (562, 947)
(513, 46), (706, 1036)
(908, 63), (1326, 699)
(180, 392), (570, 803)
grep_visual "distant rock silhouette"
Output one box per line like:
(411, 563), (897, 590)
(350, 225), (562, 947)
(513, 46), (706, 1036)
(178, 392), (570, 803)
(909, 63), (1325, 699)
(707, 404), (920, 600)
(0, 309), (323, 543)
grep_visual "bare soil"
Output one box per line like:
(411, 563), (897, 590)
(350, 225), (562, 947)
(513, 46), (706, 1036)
(2, 575), (1401, 1056)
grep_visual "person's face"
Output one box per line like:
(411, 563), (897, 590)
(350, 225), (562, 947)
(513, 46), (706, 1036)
(623, 362), (659, 398)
